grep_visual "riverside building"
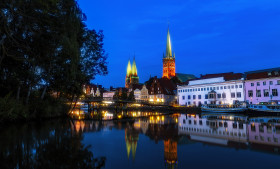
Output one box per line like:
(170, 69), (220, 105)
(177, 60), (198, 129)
(244, 68), (280, 104)
(177, 73), (245, 106)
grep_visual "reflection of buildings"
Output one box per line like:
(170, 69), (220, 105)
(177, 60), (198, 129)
(178, 114), (280, 153)
(248, 117), (280, 148)
(125, 126), (139, 160)
(164, 139), (178, 169)
(178, 114), (248, 145)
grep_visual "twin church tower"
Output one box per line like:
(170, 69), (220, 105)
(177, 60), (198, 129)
(125, 26), (176, 88)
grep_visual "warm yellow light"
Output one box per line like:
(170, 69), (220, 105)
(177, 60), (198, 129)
(162, 116), (164, 121)
(117, 115), (122, 119)
(157, 116), (160, 120)
(175, 118), (178, 123)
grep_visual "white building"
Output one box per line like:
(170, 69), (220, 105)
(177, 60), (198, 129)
(102, 91), (115, 99)
(177, 76), (245, 106)
(134, 89), (141, 101)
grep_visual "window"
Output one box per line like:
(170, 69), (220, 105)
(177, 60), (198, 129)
(224, 122), (228, 127)
(239, 85), (243, 88)
(263, 81), (266, 86)
(209, 93), (215, 99)
(237, 92), (241, 98)
(182, 96), (185, 100)
(251, 83), (254, 86)
(217, 94), (221, 98)
(231, 92), (235, 98)
(204, 101), (207, 104)
(272, 89), (278, 96)
(198, 95), (201, 99)
(270, 81), (273, 85)
(193, 95), (196, 99)
(251, 124), (256, 132)
(193, 101), (196, 105)
(205, 94), (208, 99)
(256, 90), (261, 97)
(198, 88), (200, 91)
(222, 93), (226, 98)
(257, 82), (260, 86)
(278, 80), (280, 85)
(183, 119), (186, 124)
(210, 87), (213, 90)
(189, 120), (192, 124)
(224, 86), (227, 89)
(199, 120), (202, 125)
(188, 101), (191, 105)
(235, 85), (238, 88)
(248, 90), (253, 97)
(207, 88), (209, 91)
(188, 95), (191, 99)
(263, 89), (269, 97)
(217, 87), (219, 90)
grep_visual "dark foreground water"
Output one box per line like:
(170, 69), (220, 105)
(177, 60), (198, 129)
(1, 112), (280, 169)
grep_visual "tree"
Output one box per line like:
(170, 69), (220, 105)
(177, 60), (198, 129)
(0, 0), (107, 121)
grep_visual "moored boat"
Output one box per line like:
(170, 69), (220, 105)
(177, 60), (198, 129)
(201, 104), (247, 113)
(248, 104), (280, 113)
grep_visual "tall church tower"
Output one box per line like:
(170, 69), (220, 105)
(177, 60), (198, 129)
(162, 27), (175, 79)
(125, 57), (139, 88)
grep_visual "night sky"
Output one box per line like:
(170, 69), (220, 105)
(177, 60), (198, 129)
(77, 0), (280, 88)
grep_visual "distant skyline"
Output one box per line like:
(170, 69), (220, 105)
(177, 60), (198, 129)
(77, 0), (280, 88)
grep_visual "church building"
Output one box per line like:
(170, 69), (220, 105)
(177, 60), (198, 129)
(125, 57), (139, 88)
(162, 27), (176, 79)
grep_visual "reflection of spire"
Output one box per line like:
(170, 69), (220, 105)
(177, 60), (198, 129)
(164, 139), (178, 169)
(125, 127), (139, 160)
(131, 140), (137, 160)
(125, 135), (131, 159)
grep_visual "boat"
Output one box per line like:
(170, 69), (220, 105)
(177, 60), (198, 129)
(201, 104), (247, 113)
(248, 104), (280, 113)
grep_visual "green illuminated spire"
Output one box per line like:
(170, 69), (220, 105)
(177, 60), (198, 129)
(166, 27), (172, 58)
(131, 57), (137, 76)
(126, 59), (132, 76)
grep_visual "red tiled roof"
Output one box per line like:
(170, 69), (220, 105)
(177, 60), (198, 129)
(245, 68), (280, 80)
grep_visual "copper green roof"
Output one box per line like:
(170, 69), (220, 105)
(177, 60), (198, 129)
(166, 27), (172, 58)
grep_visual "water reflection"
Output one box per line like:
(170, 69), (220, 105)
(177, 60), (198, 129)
(1, 113), (280, 169)
(0, 120), (105, 169)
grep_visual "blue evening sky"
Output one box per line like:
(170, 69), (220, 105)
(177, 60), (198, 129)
(77, 0), (280, 88)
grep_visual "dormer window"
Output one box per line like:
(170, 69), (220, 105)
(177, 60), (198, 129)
(268, 72), (272, 76)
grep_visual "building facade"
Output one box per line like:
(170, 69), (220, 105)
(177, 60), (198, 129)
(162, 27), (175, 79)
(125, 57), (139, 88)
(149, 77), (176, 105)
(140, 85), (149, 101)
(177, 73), (245, 106)
(244, 68), (280, 104)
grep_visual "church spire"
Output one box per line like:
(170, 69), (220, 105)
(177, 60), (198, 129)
(131, 57), (137, 76)
(166, 26), (172, 58)
(126, 59), (132, 76)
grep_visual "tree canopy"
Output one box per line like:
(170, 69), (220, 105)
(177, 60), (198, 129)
(0, 0), (107, 121)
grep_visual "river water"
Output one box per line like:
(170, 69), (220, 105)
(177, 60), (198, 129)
(1, 112), (280, 169)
